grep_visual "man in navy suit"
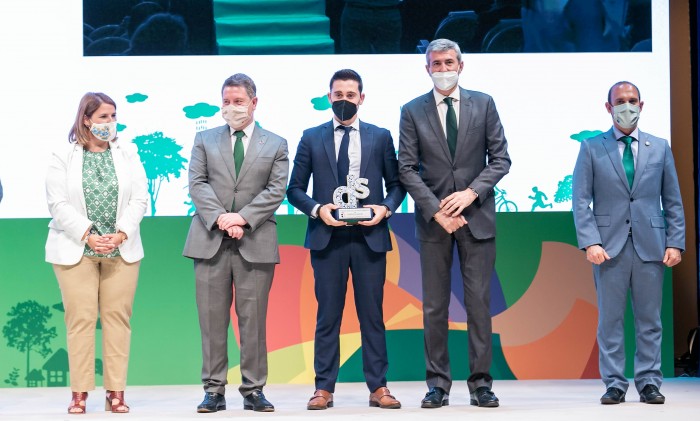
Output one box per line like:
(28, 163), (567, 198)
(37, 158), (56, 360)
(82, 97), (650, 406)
(287, 69), (406, 410)
(573, 81), (685, 405)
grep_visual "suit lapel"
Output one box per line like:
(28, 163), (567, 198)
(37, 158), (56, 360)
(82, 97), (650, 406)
(602, 129), (630, 191)
(455, 88), (472, 158)
(215, 125), (237, 180)
(631, 131), (650, 193)
(236, 126), (266, 182)
(421, 92), (451, 161)
(322, 122), (339, 183)
(359, 122), (373, 177)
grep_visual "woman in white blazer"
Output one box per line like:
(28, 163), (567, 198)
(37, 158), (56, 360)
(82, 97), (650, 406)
(45, 92), (147, 414)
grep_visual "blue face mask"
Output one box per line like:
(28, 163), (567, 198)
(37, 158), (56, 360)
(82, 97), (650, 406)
(332, 100), (357, 122)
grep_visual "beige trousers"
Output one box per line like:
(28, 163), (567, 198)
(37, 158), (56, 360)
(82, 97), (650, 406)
(53, 255), (140, 392)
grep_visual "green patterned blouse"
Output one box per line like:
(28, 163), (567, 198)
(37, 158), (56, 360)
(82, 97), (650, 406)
(82, 148), (120, 258)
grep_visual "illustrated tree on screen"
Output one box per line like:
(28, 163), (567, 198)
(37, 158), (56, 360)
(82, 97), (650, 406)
(554, 175), (573, 208)
(2, 300), (57, 387)
(4, 367), (19, 386)
(553, 130), (604, 209)
(132, 132), (188, 216)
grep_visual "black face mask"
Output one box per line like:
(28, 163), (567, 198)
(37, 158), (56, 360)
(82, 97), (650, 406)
(332, 100), (358, 122)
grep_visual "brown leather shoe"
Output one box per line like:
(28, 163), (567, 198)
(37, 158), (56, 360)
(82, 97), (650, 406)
(369, 386), (401, 409)
(307, 390), (333, 410)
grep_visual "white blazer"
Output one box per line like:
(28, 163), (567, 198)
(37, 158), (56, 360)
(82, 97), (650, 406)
(45, 141), (148, 265)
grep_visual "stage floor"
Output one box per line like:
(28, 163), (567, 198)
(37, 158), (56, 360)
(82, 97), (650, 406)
(1, 378), (698, 420)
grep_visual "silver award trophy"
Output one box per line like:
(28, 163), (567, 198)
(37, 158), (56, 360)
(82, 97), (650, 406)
(333, 174), (373, 223)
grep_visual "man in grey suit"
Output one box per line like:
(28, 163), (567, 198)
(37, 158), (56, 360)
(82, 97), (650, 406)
(573, 81), (684, 405)
(183, 73), (289, 413)
(398, 38), (511, 409)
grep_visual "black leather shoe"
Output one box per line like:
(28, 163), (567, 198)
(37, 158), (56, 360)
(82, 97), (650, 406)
(421, 387), (449, 408)
(197, 392), (226, 413)
(639, 384), (665, 404)
(470, 387), (499, 407)
(243, 389), (275, 412)
(600, 387), (625, 404)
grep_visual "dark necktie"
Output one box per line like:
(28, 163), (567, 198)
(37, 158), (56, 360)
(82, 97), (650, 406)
(337, 125), (351, 186)
(233, 130), (244, 176)
(443, 97), (457, 159)
(621, 135), (635, 188)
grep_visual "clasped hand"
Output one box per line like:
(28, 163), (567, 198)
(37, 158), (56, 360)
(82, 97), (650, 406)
(440, 189), (477, 217)
(434, 188), (477, 234)
(217, 213), (247, 239)
(86, 233), (124, 254)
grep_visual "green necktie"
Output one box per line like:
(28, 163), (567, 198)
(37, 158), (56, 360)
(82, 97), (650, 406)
(443, 97), (457, 159)
(231, 130), (244, 211)
(621, 135), (635, 188)
(233, 130), (244, 176)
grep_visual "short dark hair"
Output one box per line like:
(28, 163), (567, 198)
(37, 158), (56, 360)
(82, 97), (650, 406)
(329, 69), (363, 93)
(221, 73), (256, 99)
(608, 81), (641, 104)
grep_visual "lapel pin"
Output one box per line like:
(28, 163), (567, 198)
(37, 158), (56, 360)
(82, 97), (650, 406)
(645, 141), (650, 146)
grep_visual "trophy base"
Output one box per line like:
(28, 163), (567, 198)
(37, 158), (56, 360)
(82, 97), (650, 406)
(334, 207), (374, 224)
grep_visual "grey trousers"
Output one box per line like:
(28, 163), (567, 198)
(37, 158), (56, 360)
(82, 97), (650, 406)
(195, 238), (274, 396)
(420, 226), (495, 394)
(593, 235), (664, 393)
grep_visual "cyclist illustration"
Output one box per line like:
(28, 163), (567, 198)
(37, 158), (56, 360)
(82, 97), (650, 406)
(494, 186), (517, 212)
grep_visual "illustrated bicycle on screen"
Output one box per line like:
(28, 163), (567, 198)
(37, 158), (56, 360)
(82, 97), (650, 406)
(494, 186), (517, 212)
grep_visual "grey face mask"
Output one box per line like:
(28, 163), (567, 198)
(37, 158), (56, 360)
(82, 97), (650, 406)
(612, 103), (640, 129)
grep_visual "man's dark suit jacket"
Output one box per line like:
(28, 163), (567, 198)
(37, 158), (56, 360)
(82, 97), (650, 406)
(287, 120), (405, 252)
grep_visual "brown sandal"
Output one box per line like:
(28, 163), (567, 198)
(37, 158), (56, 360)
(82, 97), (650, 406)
(105, 390), (130, 413)
(68, 392), (88, 414)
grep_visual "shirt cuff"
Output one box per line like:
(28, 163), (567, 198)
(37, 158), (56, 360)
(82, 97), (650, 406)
(310, 204), (321, 219)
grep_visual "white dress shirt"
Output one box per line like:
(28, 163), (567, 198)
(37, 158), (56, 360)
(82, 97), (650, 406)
(433, 88), (461, 137)
(613, 126), (639, 167)
(229, 120), (256, 154)
(333, 118), (361, 180)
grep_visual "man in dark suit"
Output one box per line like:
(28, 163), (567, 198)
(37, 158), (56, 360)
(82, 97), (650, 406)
(398, 38), (511, 408)
(287, 69), (406, 410)
(183, 73), (289, 413)
(573, 81), (685, 405)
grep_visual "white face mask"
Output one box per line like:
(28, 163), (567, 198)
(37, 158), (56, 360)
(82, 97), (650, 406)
(612, 103), (640, 129)
(430, 71), (459, 91)
(89, 121), (117, 142)
(222, 103), (251, 129)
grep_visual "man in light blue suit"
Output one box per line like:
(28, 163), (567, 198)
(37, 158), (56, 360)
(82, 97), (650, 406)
(573, 81), (685, 405)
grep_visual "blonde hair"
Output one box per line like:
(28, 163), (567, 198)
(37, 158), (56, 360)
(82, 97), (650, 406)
(68, 92), (117, 146)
